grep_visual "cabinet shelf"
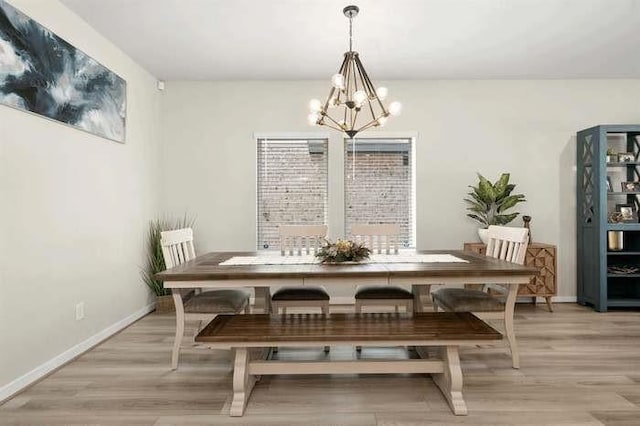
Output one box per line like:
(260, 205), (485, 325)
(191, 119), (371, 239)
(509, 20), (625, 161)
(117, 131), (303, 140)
(607, 191), (640, 195)
(606, 162), (640, 166)
(607, 299), (640, 307)
(607, 251), (640, 255)
(607, 273), (640, 278)
(606, 223), (640, 231)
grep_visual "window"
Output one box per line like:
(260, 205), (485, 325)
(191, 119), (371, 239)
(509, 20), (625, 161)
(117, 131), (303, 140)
(344, 137), (415, 247)
(256, 138), (328, 250)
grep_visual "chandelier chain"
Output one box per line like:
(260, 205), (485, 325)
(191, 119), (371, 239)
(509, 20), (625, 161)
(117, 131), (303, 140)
(349, 16), (353, 52)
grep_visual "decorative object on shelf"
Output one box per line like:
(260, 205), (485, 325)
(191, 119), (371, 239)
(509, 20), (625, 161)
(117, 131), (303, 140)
(607, 265), (639, 274)
(307, 5), (401, 138)
(0, 1), (126, 143)
(607, 231), (624, 251)
(522, 215), (532, 242)
(607, 176), (613, 192)
(141, 216), (195, 312)
(606, 148), (617, 163)
(615, 203), (638, 223)
(618, 152), (635, 162)
(316, 239), (371, 263)
(621, 181), (640, 192)
(465, 173), (526, 244)
(608, 212), (624, 223)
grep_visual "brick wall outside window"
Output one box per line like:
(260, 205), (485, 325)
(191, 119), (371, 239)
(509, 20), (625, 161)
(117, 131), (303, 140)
(256, 139), (328, 250)
(344, 138), (414, 247)
(256, 137), (415, 249)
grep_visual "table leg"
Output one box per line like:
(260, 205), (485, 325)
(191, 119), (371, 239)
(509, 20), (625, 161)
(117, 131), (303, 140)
(253, 287), (271, 313)
(432, 346), (467, 415)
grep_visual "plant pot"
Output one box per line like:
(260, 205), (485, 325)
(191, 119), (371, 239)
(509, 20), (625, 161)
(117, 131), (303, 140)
(155, 294), (175, 313)
(478, 228), (489, 244)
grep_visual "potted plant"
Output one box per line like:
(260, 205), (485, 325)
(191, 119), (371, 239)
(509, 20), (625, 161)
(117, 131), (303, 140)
(141, 216), (194, 313)
(606, 148), (617, 163)
(465, 173), (526, 243)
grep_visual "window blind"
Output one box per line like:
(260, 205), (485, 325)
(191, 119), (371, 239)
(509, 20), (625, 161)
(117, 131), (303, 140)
(344, 138), (415, 247)
(257, 138), (329, 250)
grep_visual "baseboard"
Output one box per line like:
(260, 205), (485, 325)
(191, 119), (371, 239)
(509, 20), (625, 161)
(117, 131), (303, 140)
(0, 302), (155, 403)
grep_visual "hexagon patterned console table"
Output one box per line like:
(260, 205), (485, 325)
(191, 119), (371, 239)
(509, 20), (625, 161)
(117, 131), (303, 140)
(463, 242), (556, 312)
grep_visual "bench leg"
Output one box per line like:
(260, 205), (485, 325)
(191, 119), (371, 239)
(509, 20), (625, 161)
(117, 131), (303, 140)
(230, 348), (257, 416)
(431, 346), (467, 416)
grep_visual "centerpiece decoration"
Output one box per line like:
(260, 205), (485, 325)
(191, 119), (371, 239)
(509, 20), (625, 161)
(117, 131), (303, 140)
(316, 239), (371, 263)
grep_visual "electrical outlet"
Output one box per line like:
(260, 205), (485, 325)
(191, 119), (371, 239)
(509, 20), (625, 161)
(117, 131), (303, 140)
(75, 302), (84, 320)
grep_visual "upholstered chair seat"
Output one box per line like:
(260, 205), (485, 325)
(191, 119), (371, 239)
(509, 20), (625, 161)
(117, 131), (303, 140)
(184, 289), (251, 314)
(355, 286), (413, 300)
(272, 287), (330, 302)
(431, 288), (503, 312)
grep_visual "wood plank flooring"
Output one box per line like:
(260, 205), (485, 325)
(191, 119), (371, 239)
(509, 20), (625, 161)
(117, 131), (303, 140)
(1, 304), (639, 425)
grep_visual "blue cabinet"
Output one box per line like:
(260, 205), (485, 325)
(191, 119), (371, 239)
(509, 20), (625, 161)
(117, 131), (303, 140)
(577, 125), (640, 311)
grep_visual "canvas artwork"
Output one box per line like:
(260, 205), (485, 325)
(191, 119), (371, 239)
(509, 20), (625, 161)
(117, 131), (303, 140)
(0, 0), (126, 142)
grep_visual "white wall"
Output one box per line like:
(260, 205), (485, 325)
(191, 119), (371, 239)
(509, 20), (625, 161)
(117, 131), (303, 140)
(160, 79), (640, 300)
(0, 0), (161, 396)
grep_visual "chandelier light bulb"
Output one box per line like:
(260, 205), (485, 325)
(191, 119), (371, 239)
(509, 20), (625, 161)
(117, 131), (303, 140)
(388, 101), (402, 116)
(377, 116), (388, 126)
(353, 90), (367, 105)
(376, 87), (388, 100)
(331, 73), (345, 89)
(309, 98), (322, 112)
(308, 112), (320, 125)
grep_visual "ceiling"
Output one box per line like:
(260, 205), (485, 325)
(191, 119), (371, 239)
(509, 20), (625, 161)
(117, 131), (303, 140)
(60, 0), (640, 81)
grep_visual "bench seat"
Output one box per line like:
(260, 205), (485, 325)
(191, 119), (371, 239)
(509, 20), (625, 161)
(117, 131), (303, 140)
(196, 312), (501, 417)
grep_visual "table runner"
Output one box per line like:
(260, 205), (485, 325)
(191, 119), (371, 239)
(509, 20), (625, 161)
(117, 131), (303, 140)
(219, 253), (468, 266)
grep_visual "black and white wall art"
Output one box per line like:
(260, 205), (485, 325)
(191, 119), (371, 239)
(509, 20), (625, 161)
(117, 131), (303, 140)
(0, 0), (126, 142)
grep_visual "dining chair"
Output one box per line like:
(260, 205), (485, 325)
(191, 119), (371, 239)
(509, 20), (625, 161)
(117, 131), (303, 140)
(431, 225), (529, 368)
(351, 224), (414, 315)
(271, 224), (330, 315)
(271, 224), (331, 352)
(161, 228), (250, 370)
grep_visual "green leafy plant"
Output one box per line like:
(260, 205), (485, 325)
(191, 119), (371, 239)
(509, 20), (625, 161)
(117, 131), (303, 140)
(141, 215), (195, 296)
(607, 148), (616, 156)
(465, 173), (526, 228)
(316, 239), (371, 263)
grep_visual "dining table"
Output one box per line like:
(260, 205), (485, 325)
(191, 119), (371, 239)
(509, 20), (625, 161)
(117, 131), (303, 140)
(155, 249), (538, 315)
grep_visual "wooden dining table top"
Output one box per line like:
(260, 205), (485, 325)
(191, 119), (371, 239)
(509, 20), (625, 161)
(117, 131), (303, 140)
(155, 250), (538, 282)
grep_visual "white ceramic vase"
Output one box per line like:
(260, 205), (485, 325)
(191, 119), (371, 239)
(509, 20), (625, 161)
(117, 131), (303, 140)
(478, 228), (489, 244)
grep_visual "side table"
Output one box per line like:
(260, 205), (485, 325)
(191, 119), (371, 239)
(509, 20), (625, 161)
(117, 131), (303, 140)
(463, 242), (557, 312)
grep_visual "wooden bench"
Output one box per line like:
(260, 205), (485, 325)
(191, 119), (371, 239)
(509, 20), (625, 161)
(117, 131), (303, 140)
(195, 312), (502, 416)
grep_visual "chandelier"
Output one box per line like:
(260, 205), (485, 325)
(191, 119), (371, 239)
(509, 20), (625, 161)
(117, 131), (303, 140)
(308, 5), (401, 138)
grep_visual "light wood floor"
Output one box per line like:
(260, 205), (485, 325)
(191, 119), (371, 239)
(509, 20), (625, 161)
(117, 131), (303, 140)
(2, 303), (640, 425)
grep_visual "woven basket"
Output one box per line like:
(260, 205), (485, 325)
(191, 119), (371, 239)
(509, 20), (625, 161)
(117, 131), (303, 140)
(155, 294), (175, 314)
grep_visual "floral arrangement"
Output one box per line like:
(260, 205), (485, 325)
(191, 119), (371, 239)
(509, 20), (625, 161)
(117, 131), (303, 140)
(316, 239), (371, 263)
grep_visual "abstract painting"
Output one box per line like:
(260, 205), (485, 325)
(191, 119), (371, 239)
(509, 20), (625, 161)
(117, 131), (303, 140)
(0, 0), (126, 142)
